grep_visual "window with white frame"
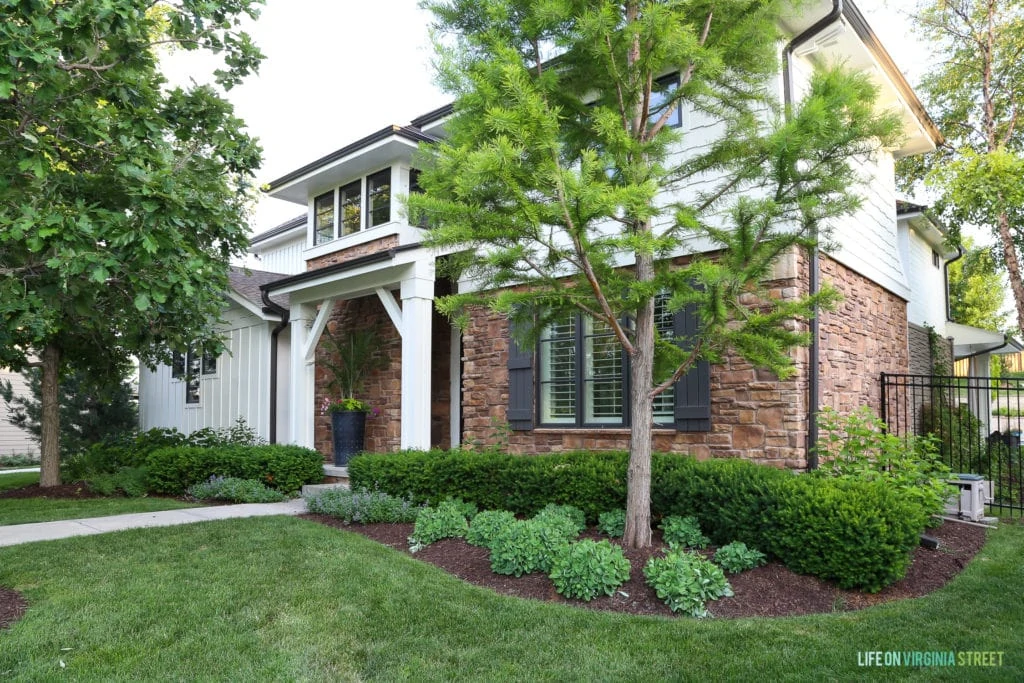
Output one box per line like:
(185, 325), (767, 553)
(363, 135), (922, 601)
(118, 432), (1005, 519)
(312, 168), (392, 245)
(537, 296), (676, 427)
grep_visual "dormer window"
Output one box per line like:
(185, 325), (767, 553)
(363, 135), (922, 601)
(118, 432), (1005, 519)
(312, 167), (392, 245)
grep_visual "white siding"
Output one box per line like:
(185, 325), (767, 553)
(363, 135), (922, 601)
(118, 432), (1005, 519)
(0, 368), (37, 456)
(253, 236), (305, 275)
(903, 224), (948, 332)
(139, 306), (275, 440)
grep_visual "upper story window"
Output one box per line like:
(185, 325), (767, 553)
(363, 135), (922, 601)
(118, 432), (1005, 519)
(649, 74), (682, 129)
(312, 167), (392, 245)
(408, 169), (429, 228)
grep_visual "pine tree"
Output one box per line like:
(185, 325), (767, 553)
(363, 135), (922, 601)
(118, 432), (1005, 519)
(411, 0), (900, 547)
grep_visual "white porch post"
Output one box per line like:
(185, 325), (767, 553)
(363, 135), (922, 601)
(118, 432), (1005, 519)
(400, 261), (435, 450)
(289, 302), (317, 448)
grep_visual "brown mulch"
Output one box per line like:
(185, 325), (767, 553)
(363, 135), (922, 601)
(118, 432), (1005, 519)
(304, 514), (988, 619)
(0, 482), (99, 500)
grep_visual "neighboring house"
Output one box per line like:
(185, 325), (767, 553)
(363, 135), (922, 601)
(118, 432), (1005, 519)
(140, 1), (952, 467)
(0, 368), (37, 457)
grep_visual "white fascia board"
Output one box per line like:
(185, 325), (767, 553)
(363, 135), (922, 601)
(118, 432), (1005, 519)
(225, 290), (279, 321)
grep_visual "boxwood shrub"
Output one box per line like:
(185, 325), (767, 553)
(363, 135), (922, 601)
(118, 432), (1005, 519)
(146, 444), (323, 495)
(351, 449), (931, 592)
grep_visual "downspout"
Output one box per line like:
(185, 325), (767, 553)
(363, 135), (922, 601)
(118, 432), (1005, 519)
(261, 287), (290, 445)
(783, 0), (843, 470)
(944, 245), (964, 323)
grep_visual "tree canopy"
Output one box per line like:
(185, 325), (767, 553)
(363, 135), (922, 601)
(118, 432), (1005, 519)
(412, 0), (900, 546)
(900, 0), (1024, 334)
(948, 237), (1010, 333)
(0, 0), (265, 485)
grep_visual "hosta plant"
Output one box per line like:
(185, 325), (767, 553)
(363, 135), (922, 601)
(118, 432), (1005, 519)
(466, 509), (518, 549)
(660, 515), (710, 550)
(597, 509), (626, 538)
(548, 540), (631, 601)
(643, 550), (733, 618)
(713, 542), (767, 574)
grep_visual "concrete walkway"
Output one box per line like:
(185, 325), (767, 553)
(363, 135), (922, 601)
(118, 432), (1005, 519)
(0, 499), (308, 548)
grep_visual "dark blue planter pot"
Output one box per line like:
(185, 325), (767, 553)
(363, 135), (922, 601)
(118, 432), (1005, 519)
(331, 410), (367, 466)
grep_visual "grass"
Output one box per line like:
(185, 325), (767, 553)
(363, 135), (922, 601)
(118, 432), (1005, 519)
(0, 517), (1021, 681)
(0, 472), (200, 526)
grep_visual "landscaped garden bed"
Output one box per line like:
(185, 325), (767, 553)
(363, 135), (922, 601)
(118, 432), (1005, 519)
(304, 514), (986, 619)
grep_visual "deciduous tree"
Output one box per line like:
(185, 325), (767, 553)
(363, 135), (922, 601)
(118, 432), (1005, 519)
(412, 0), (900, 547)
(900, 1), (1024, 334)
(0, 0), (264, 486)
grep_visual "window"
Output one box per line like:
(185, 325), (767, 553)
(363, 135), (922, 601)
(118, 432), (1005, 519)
(170, 347), (218, 406)
(649, 74), (682, 129)
(310, 168), (393, 243)
(339, 180), (362, 237)
(408, 169), (429, 227)
(536, 296), (678, 427)
(314, 191), (335, 245)
(932, 249), (941, 268)
(367, 169), (391, 227)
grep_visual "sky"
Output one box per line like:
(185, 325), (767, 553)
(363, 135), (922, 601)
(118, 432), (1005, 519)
(162, 0), (928, 234)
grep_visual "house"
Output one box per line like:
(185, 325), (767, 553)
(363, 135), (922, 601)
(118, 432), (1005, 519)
(139, 0), (948, 469)
(0, 368), (37, 457)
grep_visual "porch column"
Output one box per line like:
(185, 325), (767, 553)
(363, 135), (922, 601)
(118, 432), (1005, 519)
(289, 302), (317, 449)
(400, 261), (435, 450)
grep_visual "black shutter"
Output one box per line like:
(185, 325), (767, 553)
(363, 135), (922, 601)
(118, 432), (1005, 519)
(507, 320), (534, 430)
(672, 303), (710, 432)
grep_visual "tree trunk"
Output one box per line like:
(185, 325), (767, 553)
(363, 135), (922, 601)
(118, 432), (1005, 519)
(997, 210), (1024, 335)
(623, 253), (656, 549)
(39, 342), (62, 487)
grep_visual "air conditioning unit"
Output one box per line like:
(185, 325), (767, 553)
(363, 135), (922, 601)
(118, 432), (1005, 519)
(945, 474), (993, 522)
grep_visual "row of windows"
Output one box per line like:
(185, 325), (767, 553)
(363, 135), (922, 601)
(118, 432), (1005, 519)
(536, 296), (677, 428)
(171, 349), (218, 405)
(313, 168), (393, 245)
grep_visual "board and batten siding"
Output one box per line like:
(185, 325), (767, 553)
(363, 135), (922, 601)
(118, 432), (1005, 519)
(139, 307), (275, 440)
(0, 368), (37, 456)
(253, 237), (304, 275)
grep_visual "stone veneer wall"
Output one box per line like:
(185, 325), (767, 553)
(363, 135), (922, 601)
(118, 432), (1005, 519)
(460, 270), (811, 469)
(312, 292), (451, 460)
(817, 255), (909, 416)
(306, 235), (399, 271)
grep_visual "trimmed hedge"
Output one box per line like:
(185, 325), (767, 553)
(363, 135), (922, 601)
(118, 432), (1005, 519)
(350, 450), (930, 592)
(146, 444), (323, 495)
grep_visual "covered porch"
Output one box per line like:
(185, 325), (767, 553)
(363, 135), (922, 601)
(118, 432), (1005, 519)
(263, 249), (460, 456)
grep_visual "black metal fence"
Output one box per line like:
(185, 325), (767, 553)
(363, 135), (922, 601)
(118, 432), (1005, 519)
(881, 373), (1024, 517)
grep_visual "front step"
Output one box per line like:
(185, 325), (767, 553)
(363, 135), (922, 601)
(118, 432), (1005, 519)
(301, 465), (350, 497)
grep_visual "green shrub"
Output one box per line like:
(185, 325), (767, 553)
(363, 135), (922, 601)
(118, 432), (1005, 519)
(409, 500), (471, 550)
(466, 510), (519, 548)
(713, 542), (767, 574)
(349, 449), (627, 521)
(353, 449), (929, 591)
(532, 503), (586, 535)
(597, 509), (626, 537)
(489, 517), (575, 576)
(660, 516), (709, 549)
(304, 487), (421, 523)
(815, 406), (953, 519)
(548, 539), (631, 601)
(146, 444), (323, 495)
(643, 550), (733, 617)
(187, 476), (287, 503)
(87, 466), (149, 498)
(442, 497), (479, 521)
(66, 427), (188, 480)
(0, 452), (40, 468)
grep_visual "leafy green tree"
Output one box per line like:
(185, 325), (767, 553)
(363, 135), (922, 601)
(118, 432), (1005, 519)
(412, 0), (900, 547)
(948, 236), (1009, 332)
(1, 364), (138, 461)
(900, 1), (1024, 335)
(0, 0), (264, 486)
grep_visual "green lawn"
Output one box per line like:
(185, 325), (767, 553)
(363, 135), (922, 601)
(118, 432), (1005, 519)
(0, 517), (1020, 681)
(0, 472), (200, 526)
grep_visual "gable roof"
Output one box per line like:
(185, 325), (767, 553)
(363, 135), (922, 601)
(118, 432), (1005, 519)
(251, 215), (305, 247)
(229, 267), (291, 315)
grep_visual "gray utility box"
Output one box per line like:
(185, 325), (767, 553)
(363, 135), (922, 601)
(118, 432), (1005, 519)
(945, 474), (993, 522)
